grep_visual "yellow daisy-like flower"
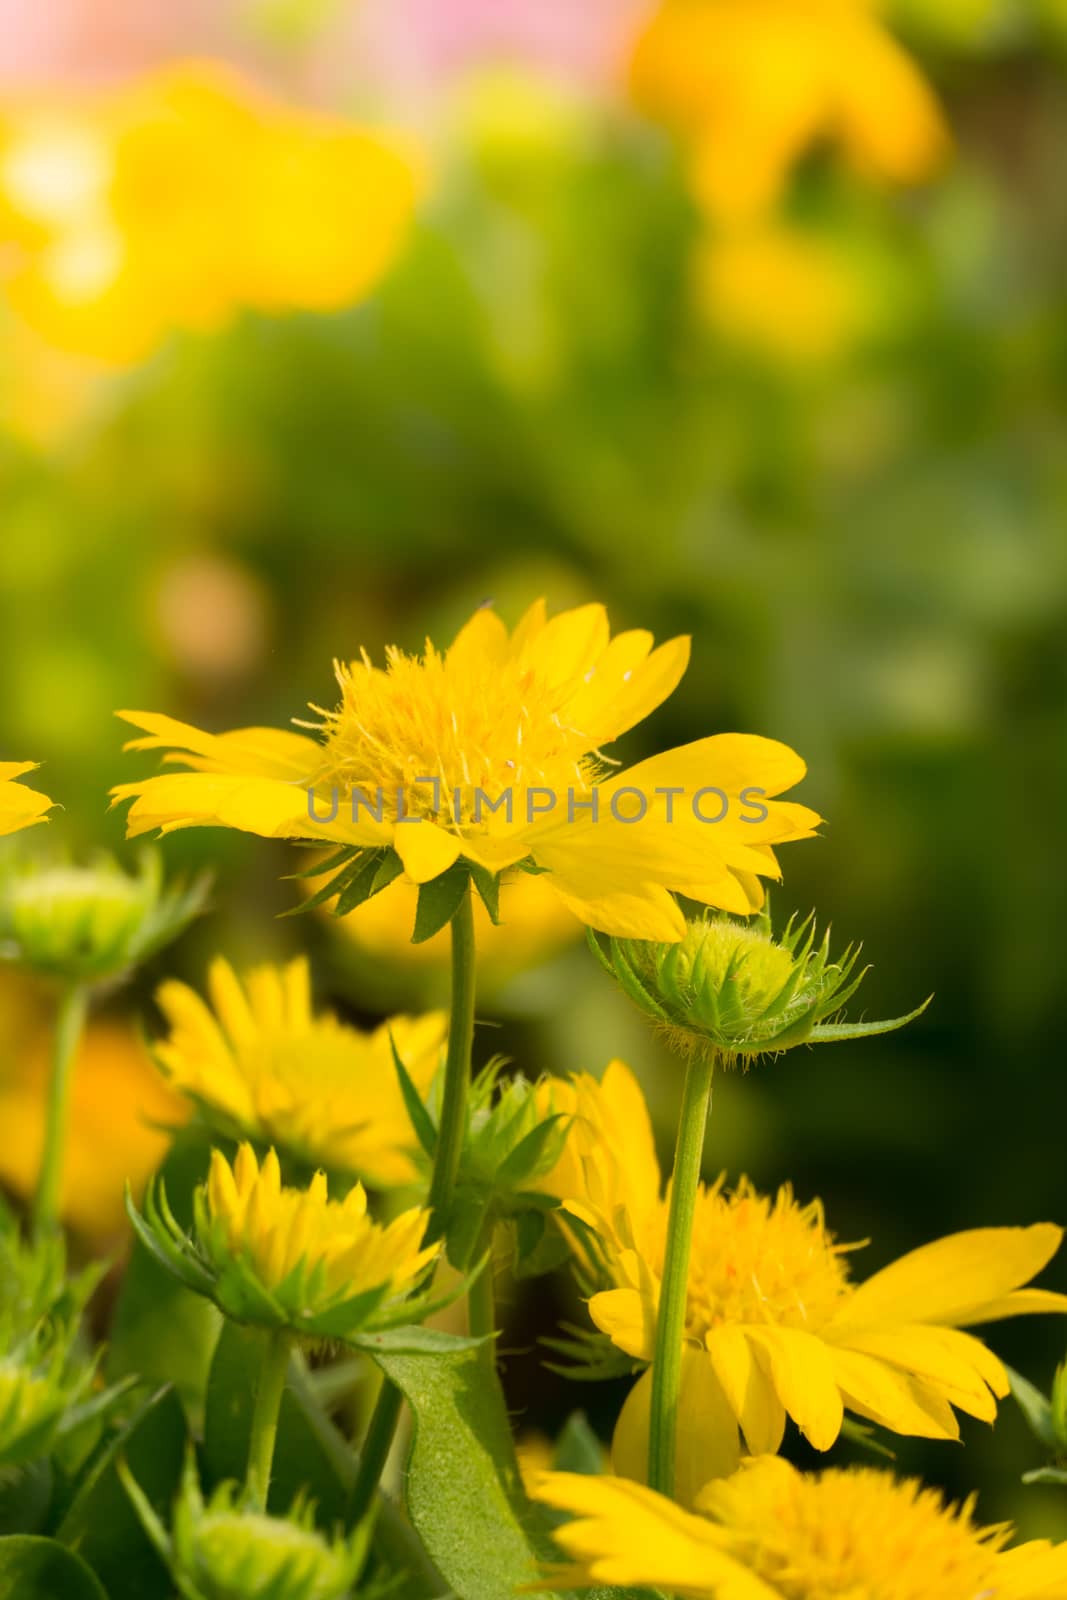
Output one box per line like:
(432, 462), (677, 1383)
(201, 1145), (437, 1305)
(533, 1455), (1067, 1598)
(0, 762), (54, 837)
(111, 600), (821, 942)
(153, 956), (445, 1188)
(543, 1062), (1067, 1500)
(0, 61), (419, 364)
(131, 1142), (441, 1341)
(630, 0), (949, 224)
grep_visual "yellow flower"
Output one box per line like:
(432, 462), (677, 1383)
(153, 956), (445, 1187)
(130, 1143), (441, 1338)
(630, 0), (949, 223)
(0, 762), (54, 837)
(533, 1455), (1067, 1598)
(112, 600), (821, 942)
(0, 61), (420, 364)
(202, 1145), (436, 1304)
(545, 1062), (1067, 1501)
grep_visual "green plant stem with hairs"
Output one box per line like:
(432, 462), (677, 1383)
(246, 1329), (292, 1509)
(648, 1049), (716, 1497)
(349, 884), (478, 1522)
(33, 980), (89, 1236)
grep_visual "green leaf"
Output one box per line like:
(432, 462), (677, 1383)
(0, 1537), (108, 1600)
(411, 862), (469, 944)
(389, 1031), (438, 1158)
(373, 1342), (649, 1600)
(1023, 1465), (1067, 1485)
(1007, 1365), (1057, 1450)
(372, 1340), (551, 1600)
(56, 1386), (187, 1600)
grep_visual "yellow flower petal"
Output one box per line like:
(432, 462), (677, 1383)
(831, 1224), (1064, 1330)
(705, 1325), (786, 1456)
(828, 1346), (960, 1441)
(744, 1325), (844, 1452)
(613, 1358), (742, 1508)
(532, 1469), (776, 1598)
(393, 819), (462, 884)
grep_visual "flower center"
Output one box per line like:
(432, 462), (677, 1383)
(314, 645), (601, 827)
(673, 1179), (853, 1336)
(704, 1464), (1006, 1600)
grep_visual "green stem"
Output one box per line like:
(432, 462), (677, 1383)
(349, 884), (478, 1523)
(648, 1049), (715, 1498)
(425, 884), (477, 1239)
(246, 1330), (291, 1510)
(33, 981), (89, 1236)
(468, 1223), (496, 1343)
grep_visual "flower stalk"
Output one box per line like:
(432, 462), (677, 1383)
(648, 1049), (716, 1497)
(350, 880), (478, 1521)
(33, 981), (89, 1236)
(246, 1329), (292, 1509)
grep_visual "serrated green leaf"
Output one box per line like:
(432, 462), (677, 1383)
(412, 862), (470, 944)
(0, 1537), (108, 1600)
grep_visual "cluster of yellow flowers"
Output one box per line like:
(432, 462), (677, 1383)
(7, 598), (1067, 1598)
(0, 61), (419, 364)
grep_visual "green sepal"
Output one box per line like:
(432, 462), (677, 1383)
(412, 861), (470, 943)
(807, 995), (933, 1043)
(469, 862), (501, 924)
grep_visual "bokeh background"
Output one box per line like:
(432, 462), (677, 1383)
(2, 0), (1067, 1542)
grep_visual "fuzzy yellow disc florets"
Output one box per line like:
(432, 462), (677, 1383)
(317, 640), (601, 825)
(679, 1178), (853, 1337)
(700, 1458), (1007, 1600)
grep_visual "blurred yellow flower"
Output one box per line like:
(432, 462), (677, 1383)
(0, 61), (420, 364)
(630, 0), (949, 223)
(201, 1143), (437, 1312)
(0, 1000), (186, 1243)
(545, 1061), (1067, 1501)
(695, 223), (866, 364)
(154, 956), (445, 1187)
(0, 762), (54, 837)
(314, 865), (580, 978)
(113, 599), (821, 942)
(534, 1455), (1067, 1597)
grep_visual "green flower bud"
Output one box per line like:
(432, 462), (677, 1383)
(123, 1452), (374, 1600)
(591, 908), (929, 1064)
(0, 850), (209, 985)
(0, 1334), (94, 1468)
